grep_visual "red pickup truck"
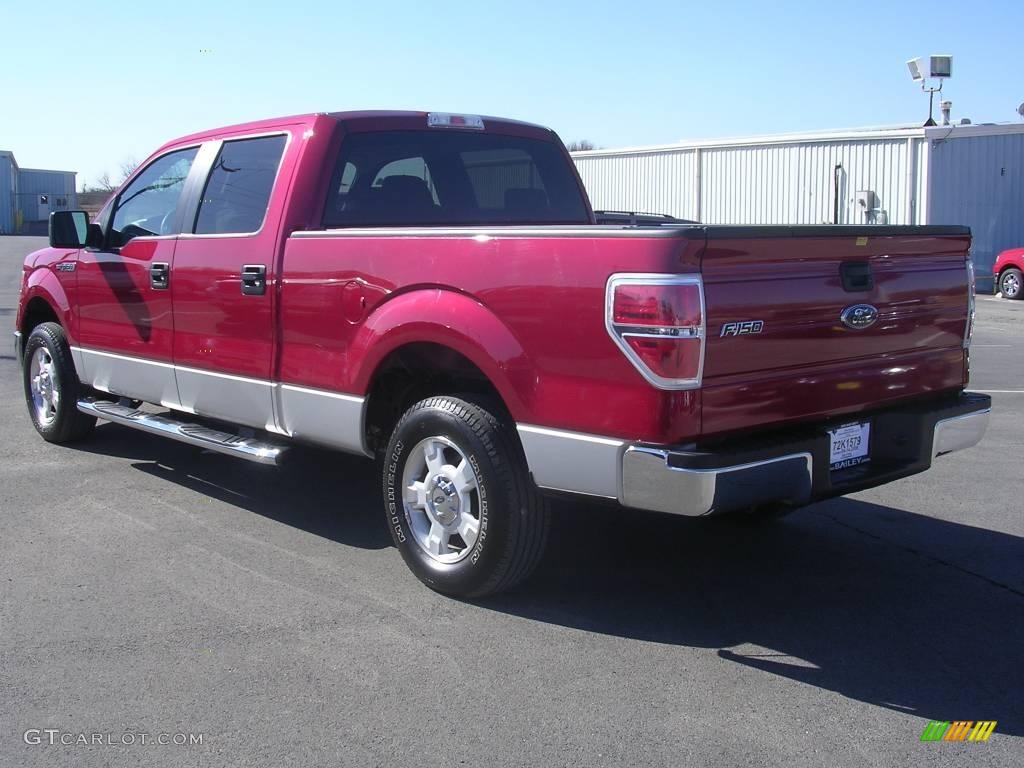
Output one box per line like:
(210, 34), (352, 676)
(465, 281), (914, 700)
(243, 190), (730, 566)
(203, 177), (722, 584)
(15, 110), (990, 597)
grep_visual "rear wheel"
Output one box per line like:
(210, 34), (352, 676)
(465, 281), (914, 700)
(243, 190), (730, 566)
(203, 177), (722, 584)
(22, 322), (96, 443)
(999, 267), (1023, 300)
(382, 395), (549, 597)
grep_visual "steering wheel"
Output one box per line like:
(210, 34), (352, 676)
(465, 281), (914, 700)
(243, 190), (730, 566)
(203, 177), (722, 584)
(119, 223), (156, 243)
(159, 209), (176, 236)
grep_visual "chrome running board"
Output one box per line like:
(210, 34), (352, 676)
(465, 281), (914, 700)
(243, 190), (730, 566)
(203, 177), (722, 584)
(77, 399), (289, 466)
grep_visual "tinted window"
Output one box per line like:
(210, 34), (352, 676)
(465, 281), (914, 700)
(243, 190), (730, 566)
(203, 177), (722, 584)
(194, 135), (286, 235)
(322, 131), (589, 227)
(111, 147), (198, 245)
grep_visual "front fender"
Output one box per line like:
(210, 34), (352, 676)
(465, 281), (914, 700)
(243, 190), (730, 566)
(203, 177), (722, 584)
(22, 267), (75, 342)
(350, 289), (536, 419)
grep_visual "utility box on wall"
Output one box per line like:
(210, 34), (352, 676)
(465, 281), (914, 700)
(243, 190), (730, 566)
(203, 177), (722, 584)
(855, 190), (875, 211)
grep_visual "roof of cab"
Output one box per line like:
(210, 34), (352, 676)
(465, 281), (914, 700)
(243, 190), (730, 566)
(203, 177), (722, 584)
(156, 111), (555, 154)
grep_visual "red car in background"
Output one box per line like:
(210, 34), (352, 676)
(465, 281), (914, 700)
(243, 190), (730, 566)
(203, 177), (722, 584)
(994, 247), (1024, 299)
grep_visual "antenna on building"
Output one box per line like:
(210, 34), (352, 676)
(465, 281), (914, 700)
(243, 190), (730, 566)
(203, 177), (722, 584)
(907, 55), (952, 126)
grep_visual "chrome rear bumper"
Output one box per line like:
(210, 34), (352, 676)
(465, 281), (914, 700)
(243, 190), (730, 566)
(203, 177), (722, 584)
(621, 449), (813, 516)
(617, 394), (990, 517)
(932, 408), (990, 457)
(519, 392), (991, 518)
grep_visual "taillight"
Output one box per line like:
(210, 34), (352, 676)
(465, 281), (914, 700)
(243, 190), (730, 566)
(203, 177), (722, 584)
(606, 274), (705, 389)
(964, 257), (975, 349)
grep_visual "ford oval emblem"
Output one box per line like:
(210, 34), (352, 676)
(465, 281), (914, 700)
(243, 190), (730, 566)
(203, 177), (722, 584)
(841, 304), (879, 330)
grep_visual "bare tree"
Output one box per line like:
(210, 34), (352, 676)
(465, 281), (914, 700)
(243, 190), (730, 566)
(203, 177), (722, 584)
(82, 157), (140, 194)
(118, 157), (139, 183)
(566, 140), (597, 152)
(82, 172), (116, 194)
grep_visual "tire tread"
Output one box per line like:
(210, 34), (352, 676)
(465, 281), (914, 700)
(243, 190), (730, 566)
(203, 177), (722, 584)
(388, 395), (549, 597)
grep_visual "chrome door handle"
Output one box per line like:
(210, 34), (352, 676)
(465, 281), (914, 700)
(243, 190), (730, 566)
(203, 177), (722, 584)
(241, 264), (266, 296)
(150, 262), (169, 290)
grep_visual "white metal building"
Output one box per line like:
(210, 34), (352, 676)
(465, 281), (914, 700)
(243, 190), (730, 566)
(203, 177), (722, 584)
(571, 123), (1024, 287)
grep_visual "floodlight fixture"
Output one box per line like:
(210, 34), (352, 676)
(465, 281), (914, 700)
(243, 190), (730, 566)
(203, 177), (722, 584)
(930, 55), (952, 79)
(907, 55), (953, 127)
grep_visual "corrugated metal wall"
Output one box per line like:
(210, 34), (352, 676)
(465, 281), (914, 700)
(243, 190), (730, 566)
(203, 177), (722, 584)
(571, 125), (1024, 292)
(17, 169), (77, 222)
(700, 139), (914, 225)
(573, 149), (698, 219)
(914, 138), (930, 225)
(927, 132), (1024, 276)
(573, 135), (918, 226)
(0, 154), (15, 234)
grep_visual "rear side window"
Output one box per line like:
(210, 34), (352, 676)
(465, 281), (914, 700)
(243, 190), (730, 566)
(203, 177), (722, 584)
(193, 135), (287, 235)
(322, 130), (589, 227)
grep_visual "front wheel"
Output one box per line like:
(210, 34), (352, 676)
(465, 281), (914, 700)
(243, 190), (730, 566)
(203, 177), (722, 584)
(382, 396), (549, 598)
(22, 322), (96, 443)
(999, 267), (1023, 300)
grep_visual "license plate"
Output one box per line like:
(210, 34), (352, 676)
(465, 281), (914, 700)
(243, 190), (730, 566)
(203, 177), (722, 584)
(829, 421), (870, 471)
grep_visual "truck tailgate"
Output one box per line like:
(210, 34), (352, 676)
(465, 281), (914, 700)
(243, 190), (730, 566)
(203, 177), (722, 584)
(699, 228), (971, 437)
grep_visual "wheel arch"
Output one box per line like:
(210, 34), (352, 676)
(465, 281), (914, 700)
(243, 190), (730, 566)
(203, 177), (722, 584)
(21, 296), (62, 337)
(354, 289), (537, 454)
(998, 264), (1023, 297)
(362, 340), (518, 456)
(21, 270), (73, 340)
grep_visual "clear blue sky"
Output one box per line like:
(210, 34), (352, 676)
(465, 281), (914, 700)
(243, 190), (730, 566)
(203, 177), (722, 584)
(3, 0), (1022, 189)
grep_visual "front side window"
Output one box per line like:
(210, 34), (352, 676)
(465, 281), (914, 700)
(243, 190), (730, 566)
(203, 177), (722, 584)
(110, 147), (198, 246)
(193, 135), (286, 235)
(322, 130), (589, 227)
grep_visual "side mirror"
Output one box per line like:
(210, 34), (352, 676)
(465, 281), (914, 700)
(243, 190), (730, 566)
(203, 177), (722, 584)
(49, 210), (89, 248)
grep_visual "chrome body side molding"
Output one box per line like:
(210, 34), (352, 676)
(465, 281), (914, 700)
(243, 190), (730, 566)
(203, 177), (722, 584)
(76, 347), (181, 409)
(70, 346), (368, 456)
(175, 365), (275, 432)
(516, 424), (624, 499)
(278, 383), (369, 456)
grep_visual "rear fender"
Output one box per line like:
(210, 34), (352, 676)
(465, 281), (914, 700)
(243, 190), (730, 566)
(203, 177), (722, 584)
(351, 289), (534, 419)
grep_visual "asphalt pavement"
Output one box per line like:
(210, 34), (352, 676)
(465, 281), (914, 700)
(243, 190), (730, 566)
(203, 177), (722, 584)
(1, 236), (1021, 767)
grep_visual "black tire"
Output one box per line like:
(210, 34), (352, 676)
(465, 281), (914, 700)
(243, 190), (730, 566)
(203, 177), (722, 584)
(22, 322), (96, 443)
(999, 267), (1023, 300)
(382, 395), (549, 598)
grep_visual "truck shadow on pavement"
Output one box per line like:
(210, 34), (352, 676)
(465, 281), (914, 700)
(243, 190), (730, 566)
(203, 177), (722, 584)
(490, 500), (1024, 738)
(77, 422), (1022, 737)
(81, 422), (392, 551)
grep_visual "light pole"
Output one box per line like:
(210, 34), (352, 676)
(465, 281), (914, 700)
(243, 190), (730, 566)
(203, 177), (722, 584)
(907, 56), (953, 127)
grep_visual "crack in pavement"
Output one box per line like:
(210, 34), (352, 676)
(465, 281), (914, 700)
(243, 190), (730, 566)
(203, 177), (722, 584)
(823, 512), (1024, 600)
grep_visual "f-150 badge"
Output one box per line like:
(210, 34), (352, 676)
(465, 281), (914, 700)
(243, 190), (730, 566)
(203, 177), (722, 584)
(720, 320), (764, 337)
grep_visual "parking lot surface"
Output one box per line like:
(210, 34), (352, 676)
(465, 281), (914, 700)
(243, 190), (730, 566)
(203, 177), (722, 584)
(1, 236), (1021, 767)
